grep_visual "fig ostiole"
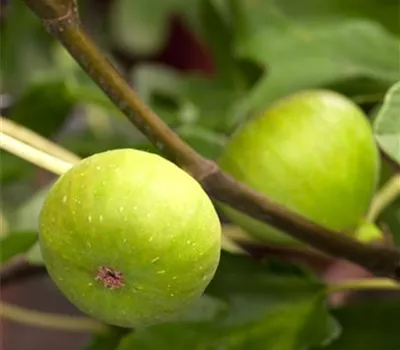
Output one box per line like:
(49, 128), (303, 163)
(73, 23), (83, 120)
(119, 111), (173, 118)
(39, 149), (221, 328)
(218, 90), (381, 247)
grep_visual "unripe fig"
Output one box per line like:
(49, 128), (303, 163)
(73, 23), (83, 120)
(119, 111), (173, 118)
(39, 149), (221, 328)
(218, 90), (380, 246)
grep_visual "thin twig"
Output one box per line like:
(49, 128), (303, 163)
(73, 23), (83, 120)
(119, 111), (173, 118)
(0, 301), (107, 333)
(20, 0), (400, 280)
(367, 174), (400, 222)
(0, 132), (73, 175)
(0, 116), (81, 164)
(327, 278), (400, 294)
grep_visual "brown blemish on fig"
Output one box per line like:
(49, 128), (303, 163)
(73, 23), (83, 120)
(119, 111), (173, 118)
(95, 266), (125, 289)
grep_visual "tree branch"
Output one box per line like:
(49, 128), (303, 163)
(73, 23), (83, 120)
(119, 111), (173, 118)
(21, 0), (400, 280)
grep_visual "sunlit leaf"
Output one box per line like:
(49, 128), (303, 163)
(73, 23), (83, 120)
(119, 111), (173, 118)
(231, 0), (400, 113)
(117, 253), (339, 349)
(374, 81), (400, 164)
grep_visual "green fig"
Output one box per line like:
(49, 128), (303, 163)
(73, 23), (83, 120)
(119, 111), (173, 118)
(39, 149), (221, 328)
(218, 90), (381, 246)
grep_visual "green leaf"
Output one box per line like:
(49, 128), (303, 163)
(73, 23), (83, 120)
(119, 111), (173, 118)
(83, 326), (130, 350)
(117, 323), (220, 350)
(131, 64), (184, 127)
(8, 78), (74, 138)
(0, 151), (35, 184)
(232, 0), (400, 112)
(199, 0), (264, 89)
(26, 242), (44, 265)
(271, 0), (400, 37)
(374, 81), (400, 164)
(168, 294), (227, 323)
(10, 185), (52, 233)
(131, 64), (251, 132)
(0, 0), (54, 95)
(178, 125), (227, 159)
(117, 253), (339, 349)
(205, 253), (340, 350)
(323, 301), (400, 350)
(109, 0), (205, 55)
(110, 0), (175, 55)
(179, 75), (250, 132)
(0, 231), (38, 263)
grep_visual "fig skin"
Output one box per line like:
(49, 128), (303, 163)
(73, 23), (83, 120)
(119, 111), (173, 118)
(218, 90), (380, 246)
(39, 149), (221, 328)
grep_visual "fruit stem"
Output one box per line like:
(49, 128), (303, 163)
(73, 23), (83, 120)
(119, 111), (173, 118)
(0, 132), (73, 176)
(0, 117), (81, 164)
(367, 174), (400, 222)
(326, 278), (400, 294)
(0, 302), (108, 333)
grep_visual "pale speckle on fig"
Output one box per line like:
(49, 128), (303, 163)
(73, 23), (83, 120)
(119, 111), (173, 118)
(151, 257), (160, 263)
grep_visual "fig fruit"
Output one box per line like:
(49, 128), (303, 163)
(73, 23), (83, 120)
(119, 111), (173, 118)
(218, 90), (380, 246)
(39, 149), (221, 328)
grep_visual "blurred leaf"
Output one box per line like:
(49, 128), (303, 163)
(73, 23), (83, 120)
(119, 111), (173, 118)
(374, 81), (400, 164)
(26, 242), (44, 265)
(168, 294), (227, 323)
(0, 210), (10, 237)
(117, 253), (339, 349)
(178, 75), (250, 132)
(109, 0), (205, 55)
(117, 323), (220, 350)
(204, 253), (340, 350)
(110, 0), (175, 55)
(8, 78), (74, 137)
(131, 64), (183, 126)
(114, 0), (170, 54)
(132, 64), (183, 104)
(0, 151), (35, 184)
(199, 0), (264, 89)
(0, 231), (38, 264)
(131, 64), (250, 132)
(322, 301), (400, 350)
(10, 185), (52, 233)
(60, 128), (148, 159)
(231, 0), (400, 113)
(51, 46), (123, 114)
(0, 0), (54, 95)
(271, 0), (400, 36)
(83, 326), (130, 350)
(178, 125), (227, 159)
